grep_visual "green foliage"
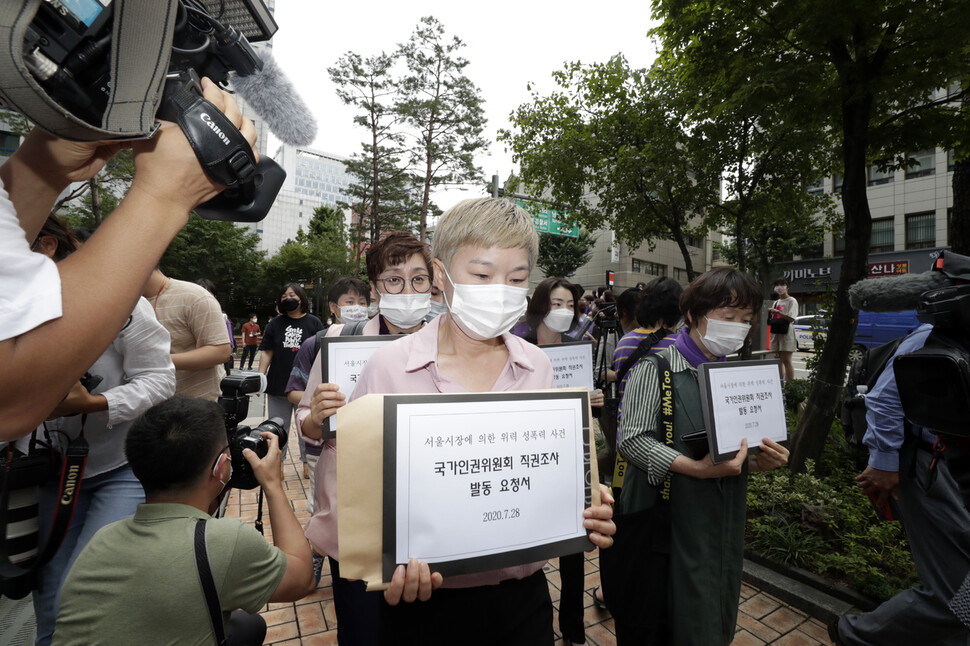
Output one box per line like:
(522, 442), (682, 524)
(56, 150), (135, 227)
(653, 0), (970, 472)
(329, 50), (420, 257)
(160, 214), (266, 322)
(747, 424), (918, 601)
(399, 16), (486, 241)
(260, 205), (356, 319)
(535, 229), (597, 279)
(782, 379), (813, 412)
(499, 56), (715, 280)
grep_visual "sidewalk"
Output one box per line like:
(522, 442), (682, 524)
(224, 424), (835, 646)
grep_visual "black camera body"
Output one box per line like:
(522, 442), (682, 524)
(218, 373), (287, 489)
(228, 418), (286, 490)
(894, 281), (970, 436)
(21, 0), (284, 222)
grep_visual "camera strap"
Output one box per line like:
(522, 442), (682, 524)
(0, 420), (88, 595)
(193, 519), (228, 646)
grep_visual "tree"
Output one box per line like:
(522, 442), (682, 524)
(536, 229), (598, 279)
(160, 214), (266, 322)
(399, 16), (487, 242)
(652, 0), (970, 470)
(500, 56), (719, 280)
(330, 51), (418, 266)
(260, 205), (357, 319)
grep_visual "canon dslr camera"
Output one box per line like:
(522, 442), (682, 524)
(218, 373), (287, 489)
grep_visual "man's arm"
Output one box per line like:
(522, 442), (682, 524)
(257, 350), (273, 375)
(243, 434), (315, 602)
(0, 79), (257, 441)
(171, 344), (233, 371)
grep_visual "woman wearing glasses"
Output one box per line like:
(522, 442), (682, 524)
(298, 231), (434, 646)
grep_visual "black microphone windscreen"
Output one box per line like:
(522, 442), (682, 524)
(230, 53), (318, 147)
(848, 271), (950, 312)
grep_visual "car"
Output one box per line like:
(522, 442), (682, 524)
(848, 309), (921, 363)
(792, 315), (828, 352)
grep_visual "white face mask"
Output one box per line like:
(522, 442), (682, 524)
(379, 293), (430, 329)
(339, 304), (369, 323)
(543, 308), (574, 334)
(427, 300), (448, 319)
(442, 265), (528, 340)
(700, 316), (751, 357)
(367, 302), (379, 318)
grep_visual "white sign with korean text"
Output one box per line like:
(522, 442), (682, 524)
(323, 337), (398, 433)
(539, 341), (594, 391)
(698, 360), (787, 462)
(393, 397), (588, 565)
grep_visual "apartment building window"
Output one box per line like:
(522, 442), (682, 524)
(0, 131), (18, 157)
(906, 149), (935, 179)
(673, 267), (689, 284)
(948, 149), (956, 172)
(833, 232), (845, 257)
(905, 212), (936, 250)
(834, 173), (843, 193)
(870, 217), (895, 253)
(807, 176), (825, 195)
(867, 165), (894, 186)
(685, 233), (704, 248)
(632, 258), (665, 276)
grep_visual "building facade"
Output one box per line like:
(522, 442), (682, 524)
(785, 146), (954, 314)
(245, 144), (354, 254)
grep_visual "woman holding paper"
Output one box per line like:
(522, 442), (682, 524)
(616, 267), (789, 646)
(344, 198), (616, 645)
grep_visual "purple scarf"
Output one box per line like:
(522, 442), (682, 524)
(674, 326), (725, 369)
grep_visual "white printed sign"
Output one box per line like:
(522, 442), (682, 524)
(539, 341), (594, 391)
(697, 360), (788, 463)
(386, 392), (593, 578)
(320, 335), (400, 434)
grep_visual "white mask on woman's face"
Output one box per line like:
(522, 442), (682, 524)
(427, 300), (449, 318)
(367, 302), (379, 318)
(339, 305), (369, 323)
(700, 316), (751, 357)
(379, 293), (430, 329)
(442, 265), (528, 340)
(543, 308), (574, 334)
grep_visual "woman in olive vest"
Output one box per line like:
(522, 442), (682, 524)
(615, 267), (790, 646)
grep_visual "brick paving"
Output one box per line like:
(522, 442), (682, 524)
(223, 423), (835, 646)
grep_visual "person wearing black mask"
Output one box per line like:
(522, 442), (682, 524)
(258, 284), (324, 462)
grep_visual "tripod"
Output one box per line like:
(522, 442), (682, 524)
(591, 315), (623, 486)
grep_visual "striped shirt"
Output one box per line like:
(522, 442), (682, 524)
(618, 344), (692, 486)
(613, 328), (676, 424)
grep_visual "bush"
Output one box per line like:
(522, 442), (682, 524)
(782, 378), (813, 411)
(746, 422), (918, 601)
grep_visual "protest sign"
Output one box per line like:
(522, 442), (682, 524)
(317, 335), (400, 436)
(697, 360), (788, 463)
(337, 389), (597, 587)
(539, 340), (594, 391)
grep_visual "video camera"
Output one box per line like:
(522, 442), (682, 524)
(12, 0), (284, 222)
(894, 251), (970, 436)
(218, 373), (287, 490)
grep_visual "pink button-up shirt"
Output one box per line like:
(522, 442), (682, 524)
(302, 313), (555, 588)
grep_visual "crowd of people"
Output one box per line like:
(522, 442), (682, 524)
(0, 14), (966, 646)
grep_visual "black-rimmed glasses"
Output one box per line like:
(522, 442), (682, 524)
(376, 274), (432, 294)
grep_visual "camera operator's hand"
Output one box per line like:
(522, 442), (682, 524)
(128, 77), (258, 216)
(242, 432), (283, 491)
(46, 381), (107, 420)
(305, 383), (346, 438)
(856, 466), (899, 508)
(14, 129), (124, 188)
